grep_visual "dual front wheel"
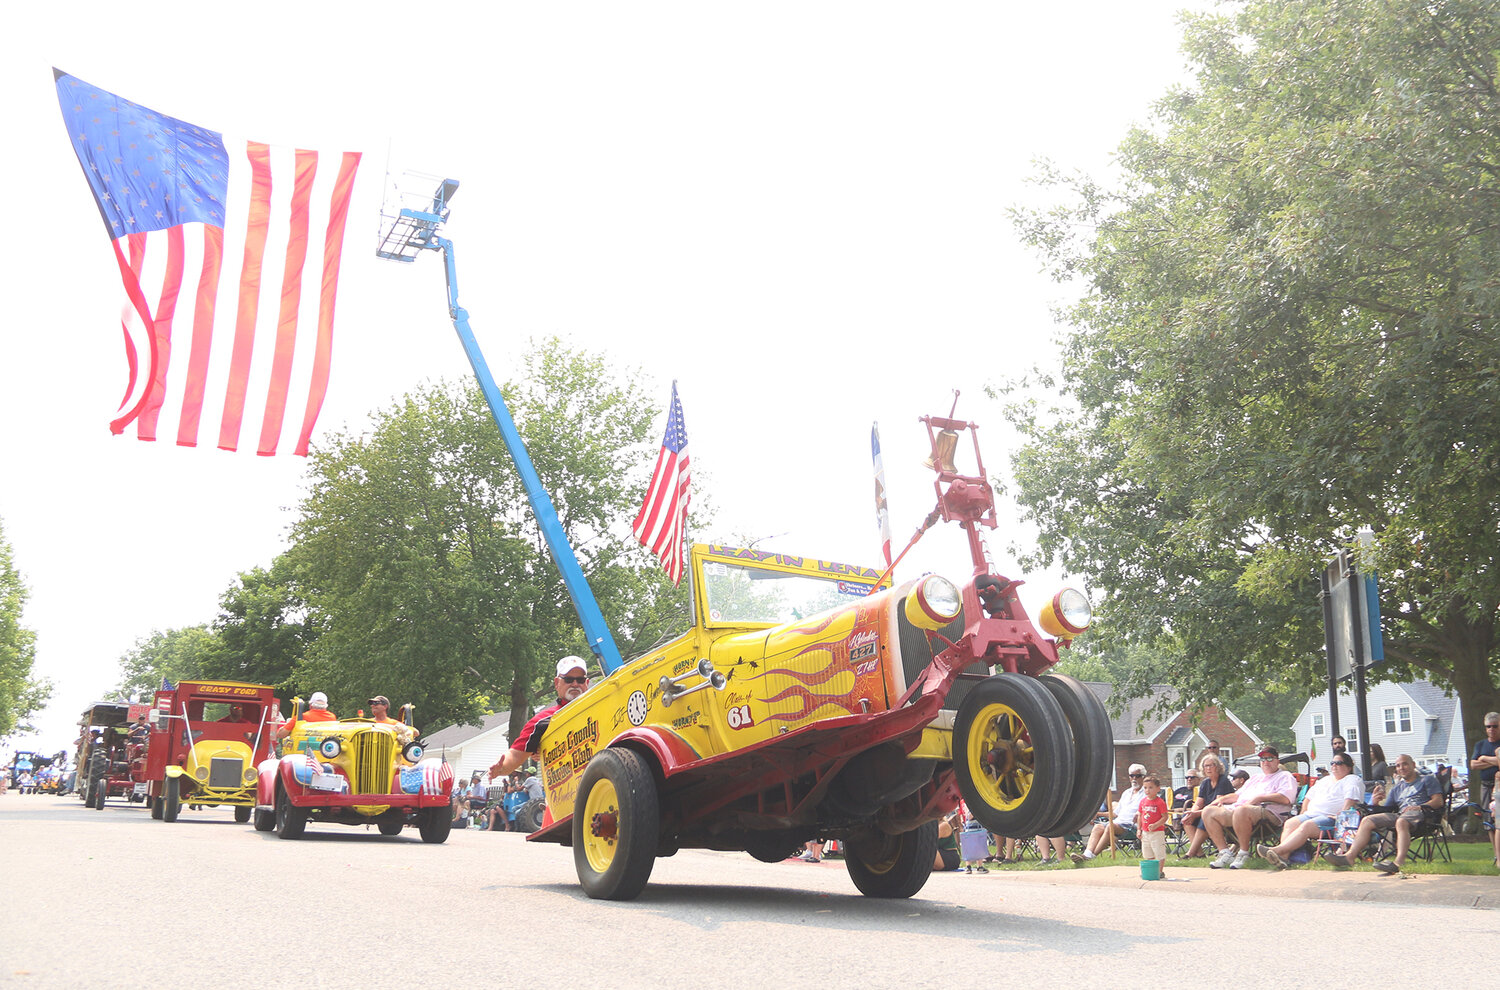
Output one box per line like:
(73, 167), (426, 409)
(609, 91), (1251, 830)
(952, 672), (1112, 839)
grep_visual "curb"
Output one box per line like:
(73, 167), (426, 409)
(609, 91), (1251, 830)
(985, 864), (1498, 909)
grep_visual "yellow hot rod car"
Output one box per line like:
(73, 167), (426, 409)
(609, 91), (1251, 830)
(530, 415), (1112, 900)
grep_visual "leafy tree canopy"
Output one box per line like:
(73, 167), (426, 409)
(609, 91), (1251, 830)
(286, 337), (688, 739)
(1008, 0), (1500, 744)
(114, 626), (219, 701)
(0, 517), (50, 739)
(198, 558), (314, 695)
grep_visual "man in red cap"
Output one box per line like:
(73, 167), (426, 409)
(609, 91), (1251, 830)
(1201, 745), (1298, 869)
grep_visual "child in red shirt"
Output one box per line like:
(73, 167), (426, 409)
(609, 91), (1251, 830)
(1138, 775), (1169, 877)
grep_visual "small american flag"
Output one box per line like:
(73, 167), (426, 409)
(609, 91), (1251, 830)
(53, 69), (361, 455)
(633, 382), (692, 584)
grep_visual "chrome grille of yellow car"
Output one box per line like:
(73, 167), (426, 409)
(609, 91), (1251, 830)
(209, 756), (244, 789)
(353, 730), (396, 794)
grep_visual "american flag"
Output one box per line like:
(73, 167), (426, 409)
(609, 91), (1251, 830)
(53, 69), (361, 456)
(871, 422), (893, 568)
(633, 382), (692, 584)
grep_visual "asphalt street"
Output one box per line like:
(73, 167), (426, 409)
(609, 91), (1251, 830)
(3, 794), (1494, 988)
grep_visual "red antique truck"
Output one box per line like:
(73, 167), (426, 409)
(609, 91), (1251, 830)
(140, 680), (280, 822)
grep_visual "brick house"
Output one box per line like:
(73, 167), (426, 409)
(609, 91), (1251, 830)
(1086, 682), (1258, 791)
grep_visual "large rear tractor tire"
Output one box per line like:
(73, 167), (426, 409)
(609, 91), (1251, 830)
(953, 673), (1074, 838)
(844, 821), (938, 898)
(162, 777), (181, 823)
(1037, 673), (1114, 838)
(515, 798), (546, 834)
(573, 749), (660, 901)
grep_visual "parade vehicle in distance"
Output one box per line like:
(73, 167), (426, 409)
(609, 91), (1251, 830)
(76, 701), (141, 809)
(139, 681), (279, 822)
(9, 751), (61, 790)
(531, 412), (1114, 900)
(255, 698), (455, 842)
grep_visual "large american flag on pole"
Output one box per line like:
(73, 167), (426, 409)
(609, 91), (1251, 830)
(633, 382), (692, 585)
(53, 69), (362, 456)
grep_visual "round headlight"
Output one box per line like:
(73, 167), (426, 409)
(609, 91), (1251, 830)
(319, 738), (342, 759)
(904, 575), (962, 631)
(1039, 587), (1092, 639)
(242, 767), (257, 785)
(402, 741), (425, 763)
(194, 766), (209, 782)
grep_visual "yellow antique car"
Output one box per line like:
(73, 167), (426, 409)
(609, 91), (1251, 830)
(531, 414), (1112, 900)
(255, 699), (454, 841)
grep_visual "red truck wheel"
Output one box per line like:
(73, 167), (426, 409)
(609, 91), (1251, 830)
(162, 778), (180, 823)
(573, 749), (660, 901)
(953, 673), (1074, 837)
(845, 820), (938, 898)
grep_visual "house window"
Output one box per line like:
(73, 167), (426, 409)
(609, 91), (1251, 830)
(1345, 726), (1359, 749)
(1383, 706), (1412, 734)
(1311, 714), (1325, 736)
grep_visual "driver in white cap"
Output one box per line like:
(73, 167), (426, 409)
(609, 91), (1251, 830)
(487, 656), (591, 781)
(274, 691), (338, 739)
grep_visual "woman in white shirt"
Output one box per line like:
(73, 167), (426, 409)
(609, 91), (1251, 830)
(1256, 755), (1364, 869)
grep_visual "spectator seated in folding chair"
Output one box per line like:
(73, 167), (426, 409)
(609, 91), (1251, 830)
(1181, 758), (1235, 859)
(1072, 764), (1148, 862)
(1203, 746), (1298, 870)
(1256, 754), (1363, 869)
(1324, 754), (1444, 874)
(1403, 766), (1455, 865)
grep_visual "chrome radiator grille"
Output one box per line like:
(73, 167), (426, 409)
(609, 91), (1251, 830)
(209, 756), (244, 789)
(352, 730), (397, 794)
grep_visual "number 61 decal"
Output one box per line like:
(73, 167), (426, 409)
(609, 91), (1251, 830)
(725, 704), (755, 730)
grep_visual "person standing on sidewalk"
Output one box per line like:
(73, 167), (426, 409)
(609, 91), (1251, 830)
(1468, 713), (1499, 867)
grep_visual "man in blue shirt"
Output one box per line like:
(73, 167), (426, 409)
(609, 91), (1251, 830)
(1325, 754), (1443, 874)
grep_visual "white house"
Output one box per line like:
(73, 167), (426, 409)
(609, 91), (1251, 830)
(1291, 679), (1469, 771)
(423, 710), (516, 782)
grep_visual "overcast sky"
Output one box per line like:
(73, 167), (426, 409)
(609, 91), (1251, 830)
(1, 1), (1203, 755)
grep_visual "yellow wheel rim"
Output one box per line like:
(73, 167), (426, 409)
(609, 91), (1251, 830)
(582, 776), (621, 874)
(964, 701), (1035, 812)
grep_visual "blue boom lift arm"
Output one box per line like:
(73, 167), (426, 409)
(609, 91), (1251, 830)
(377, 179), (624, 674)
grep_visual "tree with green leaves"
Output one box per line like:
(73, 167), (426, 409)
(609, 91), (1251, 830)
(287, 338), (687, 738)
(1007, 0), (1499, 755)
(197, 558), (315, 695)
(114, 626), (219, 701)
(0, 517), (50, 739)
